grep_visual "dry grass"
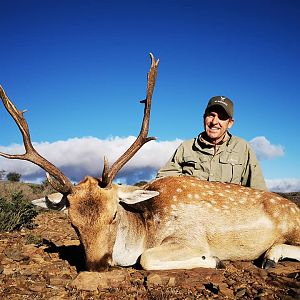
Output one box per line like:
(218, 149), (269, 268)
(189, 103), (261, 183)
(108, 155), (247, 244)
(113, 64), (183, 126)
(0, 181), (55, 201)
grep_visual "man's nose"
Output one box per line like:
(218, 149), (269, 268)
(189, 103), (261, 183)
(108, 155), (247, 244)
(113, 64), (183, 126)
(211, 115), (219, 124)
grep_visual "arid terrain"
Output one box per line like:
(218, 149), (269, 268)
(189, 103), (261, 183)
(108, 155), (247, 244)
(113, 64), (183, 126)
(0, 191), (299, 299)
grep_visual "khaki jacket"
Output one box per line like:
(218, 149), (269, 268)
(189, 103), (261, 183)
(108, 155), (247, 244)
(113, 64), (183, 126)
(157, 133), (268, 191)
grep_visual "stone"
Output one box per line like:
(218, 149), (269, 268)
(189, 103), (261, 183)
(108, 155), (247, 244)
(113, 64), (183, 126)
(70, 269), (130, 291)
(71, 272), (101, 291)
(147, 274), (163, 286)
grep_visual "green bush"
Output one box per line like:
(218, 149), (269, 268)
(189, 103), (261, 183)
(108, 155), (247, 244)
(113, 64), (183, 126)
(0, 191), (38, 232)
(6, 172), (22, 182)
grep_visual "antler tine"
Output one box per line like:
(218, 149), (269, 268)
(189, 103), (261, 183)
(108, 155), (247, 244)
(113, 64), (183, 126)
(0, 86), (73, 194)
(101, 53), (159, 188)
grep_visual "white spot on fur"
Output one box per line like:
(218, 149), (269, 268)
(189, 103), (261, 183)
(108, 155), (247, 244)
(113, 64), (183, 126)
(213, 207), (220, 212)
(208, 191), (214, 195)
(172, 195), (177, 201)
(187, 194), (193, 199)
(290, 207), (296, 214)
(279, 222), (288, 232)
(176, 188), (182, 193)
(218, 193), (225, 197)
(270, 198), (277, 204)
(194, 194), (200, 199)
(222, 205), (229, 209)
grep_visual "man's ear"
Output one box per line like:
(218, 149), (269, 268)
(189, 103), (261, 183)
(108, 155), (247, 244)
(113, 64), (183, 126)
(228, 118), (234, 129)
(117, 185), (159, 205)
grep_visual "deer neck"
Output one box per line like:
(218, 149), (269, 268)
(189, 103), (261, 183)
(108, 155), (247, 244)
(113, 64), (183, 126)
(111, 203), (147, 266)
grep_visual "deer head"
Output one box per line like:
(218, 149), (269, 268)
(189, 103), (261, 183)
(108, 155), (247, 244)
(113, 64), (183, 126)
(0, 53), (159, 270)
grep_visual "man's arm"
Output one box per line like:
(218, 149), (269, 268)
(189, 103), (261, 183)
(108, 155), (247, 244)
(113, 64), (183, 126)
(241, 146), (268, 191)
(156, 146), (184, 178)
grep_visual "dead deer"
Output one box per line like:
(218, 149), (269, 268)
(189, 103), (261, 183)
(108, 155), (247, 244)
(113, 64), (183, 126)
(1, 54), (299, 271)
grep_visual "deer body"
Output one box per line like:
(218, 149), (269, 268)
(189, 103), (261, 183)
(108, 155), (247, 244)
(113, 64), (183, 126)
(62, 175), (300, 271)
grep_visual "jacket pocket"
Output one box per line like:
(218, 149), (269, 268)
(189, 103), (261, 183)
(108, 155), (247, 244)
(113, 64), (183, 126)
(219, 154), (243, 183)
(182, 156), (208, 179)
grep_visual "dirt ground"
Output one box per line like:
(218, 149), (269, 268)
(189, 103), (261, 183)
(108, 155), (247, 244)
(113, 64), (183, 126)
(0, 193), (299, 299)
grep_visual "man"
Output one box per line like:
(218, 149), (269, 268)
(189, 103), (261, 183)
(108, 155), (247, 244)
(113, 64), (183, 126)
(157, 96), (267, 191)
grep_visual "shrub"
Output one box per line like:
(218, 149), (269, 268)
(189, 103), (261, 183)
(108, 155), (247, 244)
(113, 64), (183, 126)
(6, 172), (22, 182)
(0, 191), (38, 232)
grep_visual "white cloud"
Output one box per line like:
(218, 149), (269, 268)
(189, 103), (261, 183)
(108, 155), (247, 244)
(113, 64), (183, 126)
(0, 136), (182, 184)
(250, 136), (284, 160)
(1, 136), (299, 193)
(266, 179), (300, 193)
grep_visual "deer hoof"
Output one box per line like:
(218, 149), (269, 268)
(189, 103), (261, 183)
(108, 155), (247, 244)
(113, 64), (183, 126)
(214, 256), (225, 269)
(262, 258), (276, 269)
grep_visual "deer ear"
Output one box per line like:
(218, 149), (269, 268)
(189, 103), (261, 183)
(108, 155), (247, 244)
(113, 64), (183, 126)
(117, 185), (159, 205)
(32, 192), (67, 211)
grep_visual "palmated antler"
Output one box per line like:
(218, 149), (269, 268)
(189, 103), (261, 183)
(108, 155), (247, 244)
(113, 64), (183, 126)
(0, 86), (73, 194)
(101, 53), (159, 188)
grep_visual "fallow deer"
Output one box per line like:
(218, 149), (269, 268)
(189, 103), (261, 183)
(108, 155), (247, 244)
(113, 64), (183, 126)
(1, 54), (299, 271)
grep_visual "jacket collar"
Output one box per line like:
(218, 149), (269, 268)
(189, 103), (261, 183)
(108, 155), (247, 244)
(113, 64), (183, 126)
(194, 132), (232, 154)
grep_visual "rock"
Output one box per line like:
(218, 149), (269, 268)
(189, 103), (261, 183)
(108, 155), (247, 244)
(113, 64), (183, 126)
(3, 247), (25, 261)
(63, 240), (80, 247)
(71, 269), (130, 291)
(219, 282), (235, 298)
(147, 273), (163, 286)
(28, 282), (46, 292)
(30, 253), (46, 264)
(71, 272), (100, 291)
(2, 267), (16, 276)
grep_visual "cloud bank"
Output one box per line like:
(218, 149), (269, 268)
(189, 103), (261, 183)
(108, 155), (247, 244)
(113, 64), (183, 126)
(1, 135), (298, 192)
(266, 179), (300, 193)
(0, 136), (182, 184)
(250, 136), (284, 160)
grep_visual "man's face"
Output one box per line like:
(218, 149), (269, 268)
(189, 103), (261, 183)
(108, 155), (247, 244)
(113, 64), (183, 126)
(204, 106), (234, 144)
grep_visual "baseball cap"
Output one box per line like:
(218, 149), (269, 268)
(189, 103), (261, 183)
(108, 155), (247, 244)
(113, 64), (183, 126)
(205, 96), (234, 118)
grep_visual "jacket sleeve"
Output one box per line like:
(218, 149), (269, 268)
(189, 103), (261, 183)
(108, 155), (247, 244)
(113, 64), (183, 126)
(156, 144), (184, 178)
(241, 145), (268, 191)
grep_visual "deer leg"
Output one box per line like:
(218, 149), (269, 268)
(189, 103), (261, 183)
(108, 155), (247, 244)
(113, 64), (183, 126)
(262, 244), (300, 269)
(140, 242), (224, 270)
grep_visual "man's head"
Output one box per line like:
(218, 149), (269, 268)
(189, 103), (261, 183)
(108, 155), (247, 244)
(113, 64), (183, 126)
(203, 96), (234, 144)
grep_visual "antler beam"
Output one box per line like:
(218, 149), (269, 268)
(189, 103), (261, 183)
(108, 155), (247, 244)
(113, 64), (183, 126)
(101, 53), (159, 187)
(0, 86), (73, 194)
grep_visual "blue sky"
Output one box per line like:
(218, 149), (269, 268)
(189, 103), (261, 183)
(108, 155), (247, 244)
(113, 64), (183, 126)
(0, 0), (299, 192)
